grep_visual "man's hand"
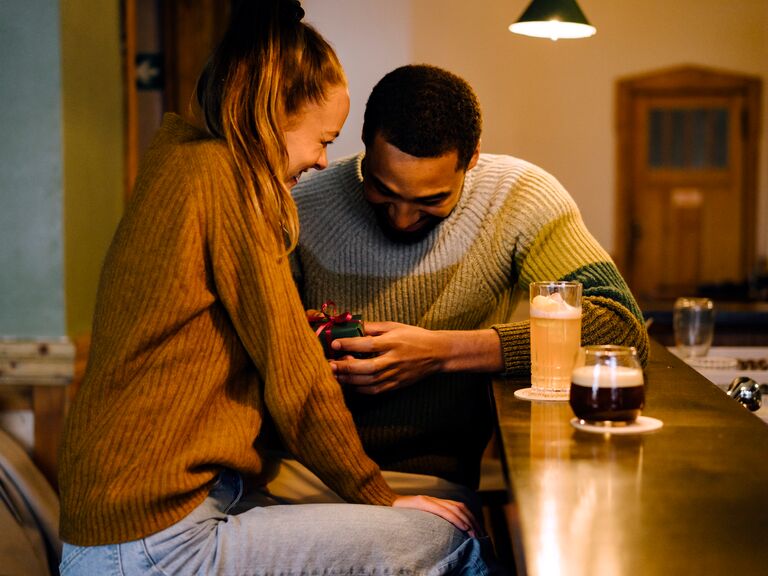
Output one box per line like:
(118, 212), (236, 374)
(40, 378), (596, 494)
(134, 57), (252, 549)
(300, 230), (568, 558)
(329, 321), (505, 394)
(391, 494), (482, 537)
(330, 321), (447, 394)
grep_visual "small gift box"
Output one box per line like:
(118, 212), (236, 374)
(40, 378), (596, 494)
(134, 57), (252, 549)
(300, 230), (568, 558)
(307, 301), (366, 360)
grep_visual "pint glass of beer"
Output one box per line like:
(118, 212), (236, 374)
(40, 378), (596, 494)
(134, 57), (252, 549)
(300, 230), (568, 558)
(529, 281), (582, 398)
(570, 345), (644, 425)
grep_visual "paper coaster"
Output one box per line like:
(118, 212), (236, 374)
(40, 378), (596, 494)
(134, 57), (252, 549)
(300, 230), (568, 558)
(686, 356), (739, 369)
(570, 416), (664, 435)
(514, 387), (570, 402)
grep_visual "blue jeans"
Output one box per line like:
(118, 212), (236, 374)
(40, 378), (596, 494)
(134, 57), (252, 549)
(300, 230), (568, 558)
(60, 469), (496, 575)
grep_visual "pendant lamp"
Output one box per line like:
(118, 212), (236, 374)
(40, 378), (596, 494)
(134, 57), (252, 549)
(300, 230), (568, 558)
(509, 0), (596, 41)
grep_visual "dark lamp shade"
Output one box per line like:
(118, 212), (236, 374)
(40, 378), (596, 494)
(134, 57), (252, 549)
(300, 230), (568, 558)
(509, 0), (597, 40)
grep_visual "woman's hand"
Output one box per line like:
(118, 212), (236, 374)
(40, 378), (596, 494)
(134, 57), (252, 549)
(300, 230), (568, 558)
(391, 494), (482, 538)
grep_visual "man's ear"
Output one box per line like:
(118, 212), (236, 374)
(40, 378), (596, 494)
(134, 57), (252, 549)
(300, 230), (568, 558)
(466, 142), (481, 171)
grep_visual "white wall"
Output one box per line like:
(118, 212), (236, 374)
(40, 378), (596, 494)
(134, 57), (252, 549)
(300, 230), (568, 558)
(303, 0), (768, 262)
(303, 0), (412, 159)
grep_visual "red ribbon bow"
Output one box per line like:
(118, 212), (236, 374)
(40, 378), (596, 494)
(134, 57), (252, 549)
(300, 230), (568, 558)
(308, 301), (356, 337)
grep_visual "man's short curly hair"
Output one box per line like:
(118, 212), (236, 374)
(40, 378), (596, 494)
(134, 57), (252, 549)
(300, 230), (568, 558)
(362, 64), (482, 170)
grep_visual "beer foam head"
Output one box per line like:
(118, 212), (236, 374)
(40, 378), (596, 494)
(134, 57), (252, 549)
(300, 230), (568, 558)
(572, 365), (644, 388)
(530, 292), (581, 319)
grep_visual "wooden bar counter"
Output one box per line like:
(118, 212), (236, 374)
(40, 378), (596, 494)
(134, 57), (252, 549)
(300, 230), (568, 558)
(492, 339), (768, 576)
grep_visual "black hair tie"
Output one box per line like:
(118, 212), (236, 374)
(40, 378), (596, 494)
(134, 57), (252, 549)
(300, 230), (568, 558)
(284, 0), (305, 23)
(231, 0), (304, 24)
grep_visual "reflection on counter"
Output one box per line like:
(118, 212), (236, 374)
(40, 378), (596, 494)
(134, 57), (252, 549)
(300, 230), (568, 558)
(526, 402), (646, 576)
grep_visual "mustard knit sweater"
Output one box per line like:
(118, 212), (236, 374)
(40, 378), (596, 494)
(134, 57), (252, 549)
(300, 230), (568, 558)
(58, 114), (395, 546)
(292, 153), (650, 488)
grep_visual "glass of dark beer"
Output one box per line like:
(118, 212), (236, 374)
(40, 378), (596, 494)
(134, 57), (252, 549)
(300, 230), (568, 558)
(569, 345), (644, 425)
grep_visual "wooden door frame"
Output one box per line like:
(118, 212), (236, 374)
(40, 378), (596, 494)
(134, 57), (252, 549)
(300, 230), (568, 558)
(123, 0), (138, 199)
(122, 0), (231, 200)
(615, 64), (762, 292)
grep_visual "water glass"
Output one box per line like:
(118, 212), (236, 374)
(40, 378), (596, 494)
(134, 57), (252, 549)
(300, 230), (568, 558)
(673, 297), (714, 358)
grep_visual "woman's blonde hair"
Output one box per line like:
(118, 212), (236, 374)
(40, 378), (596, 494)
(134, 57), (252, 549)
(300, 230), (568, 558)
(196, 0), (346, 254)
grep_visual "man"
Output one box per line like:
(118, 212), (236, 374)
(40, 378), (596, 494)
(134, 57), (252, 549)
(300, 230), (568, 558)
(272, 64), (647, 502)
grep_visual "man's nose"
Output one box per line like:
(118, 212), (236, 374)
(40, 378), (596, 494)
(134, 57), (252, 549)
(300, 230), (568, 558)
(388, 203), (420, 230)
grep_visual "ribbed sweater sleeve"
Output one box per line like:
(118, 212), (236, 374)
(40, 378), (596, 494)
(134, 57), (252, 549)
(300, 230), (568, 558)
(58, 115), (394, 546)
(491, 168), (649, 372)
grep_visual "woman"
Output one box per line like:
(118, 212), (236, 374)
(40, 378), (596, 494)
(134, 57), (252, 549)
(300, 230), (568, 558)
(57, 1), (494, 574)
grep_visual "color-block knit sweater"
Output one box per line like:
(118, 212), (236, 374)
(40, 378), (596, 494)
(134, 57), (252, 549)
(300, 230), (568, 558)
(292, 153), (649, 488)
(58, 115), (395, 546)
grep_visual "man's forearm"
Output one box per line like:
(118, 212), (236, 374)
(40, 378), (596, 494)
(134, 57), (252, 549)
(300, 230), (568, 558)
(437, 329), (505, 373)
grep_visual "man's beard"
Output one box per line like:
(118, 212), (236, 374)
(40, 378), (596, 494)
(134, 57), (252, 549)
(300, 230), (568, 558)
(372, 203), (443, 245)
